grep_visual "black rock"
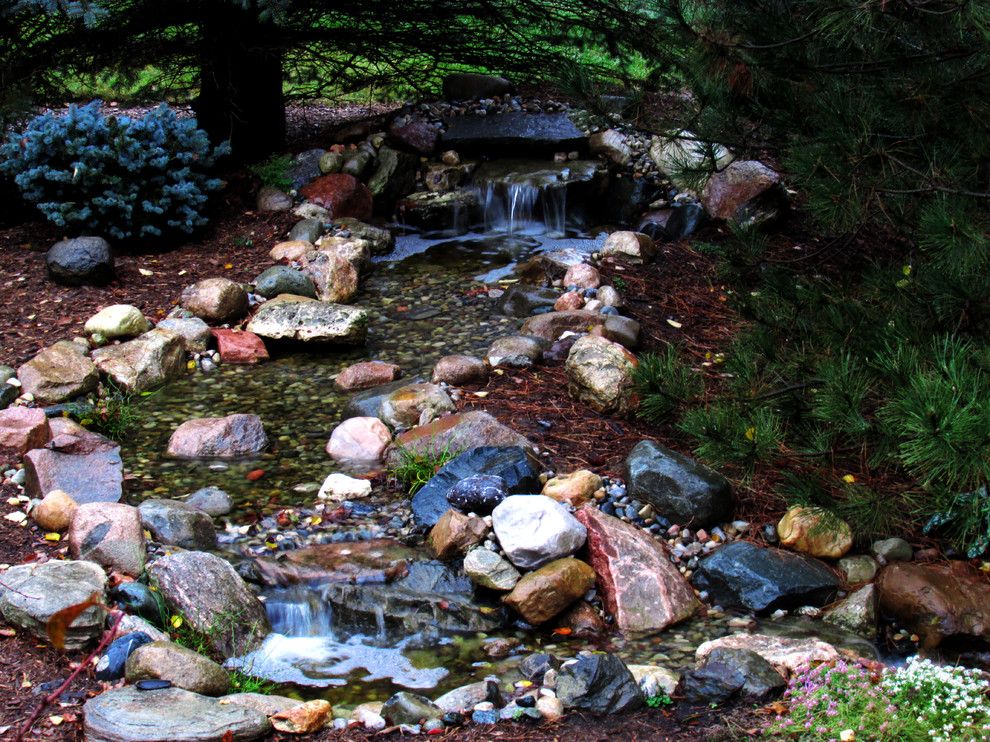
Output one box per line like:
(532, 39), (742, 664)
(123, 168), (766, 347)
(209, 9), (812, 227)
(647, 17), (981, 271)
(624, 440), (733, 528)
(442, 113), (586, 157)
(252, 266), (317, 300)
(518, 652), (560, 683)
(447, 474), (508, 515)
(679, 647), (785, 705)
(412, 446), (540, 527)
(287, 148), (326, 190)
(135, 679), (172, 691)
(46, 236), (114, 286)
(496, 285), (560, 318)
(556, 653), (644, 714)
(95, 632), (153, 681)
(516, 695), (536, 708)
(638, 203), (706, 242)
(442, 711), (465, 727)
(109, 582), (165, 625)
(442, 73), (513, 100)
(692, 541), (841, 613)
(601, 175), (656, 226)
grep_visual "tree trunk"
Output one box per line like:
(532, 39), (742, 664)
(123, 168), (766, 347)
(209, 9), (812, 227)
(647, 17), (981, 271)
(195, 4), (285, 162)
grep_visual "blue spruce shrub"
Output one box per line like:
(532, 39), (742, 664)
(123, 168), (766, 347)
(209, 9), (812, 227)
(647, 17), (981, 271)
(0, 100), (229, 240)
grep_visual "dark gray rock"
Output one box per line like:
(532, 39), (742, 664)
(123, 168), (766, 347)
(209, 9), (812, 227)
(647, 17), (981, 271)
(497, 285), (559, 317)
(287, 148), (326, 191)
(679, 647), (785, 705)
(47, 236), (114, 286)
(442, 73), (513, 100)
(110, 582), (165, 624)
(556, 653), (644, 714)
(601, 175), (656, 226)
(412, 446), (540, 527)
(95, 632), (153, 681)
(83, 686), (270, 742)
(139, 499), (218, 550)
(442, 113), (586, 156)
(288, 218), (323, 243)
(692, 541), (841, 613)
(342, 375), (426, 419)
(186, 486), (233, 517)
(367, 146), (419, 213)
(624, 440), (732, 527)
(519, 652), (560, 682)
(447, 474), (508, 515)
(382, 692), (442, 726)
(252, 266), (317, 300)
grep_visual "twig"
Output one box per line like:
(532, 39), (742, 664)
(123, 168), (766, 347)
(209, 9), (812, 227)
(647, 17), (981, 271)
(16, 610), (124, 741)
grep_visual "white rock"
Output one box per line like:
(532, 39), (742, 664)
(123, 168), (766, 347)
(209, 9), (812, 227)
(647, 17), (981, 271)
(491, 495), (587, 570)
(84, 304), (152, 340)
(318, 473), (372, 501)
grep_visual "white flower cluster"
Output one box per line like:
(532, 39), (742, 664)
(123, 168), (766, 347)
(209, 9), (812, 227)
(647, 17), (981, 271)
(882, 657), (990, 742)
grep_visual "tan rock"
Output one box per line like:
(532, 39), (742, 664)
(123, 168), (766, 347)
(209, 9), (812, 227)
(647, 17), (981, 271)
(503, 557), (596, 625)
(301, 250), (359, 303)
(520, 310), (604, 342)
(91, 329), (186, 393)
(427, 510), (488, 560)
(564, 335), (638, 415)
(271, 699), (332, 734)
(777, 506), (853, 559)
(17, 341), (99, 404)
(536, 695), (564, 721)
(31, 489), (78, 531)
(125, 641), (230, 695)
(84, 304), (151, 339)
(270, 240), (314, 262)
(316, 235), (371, 274)
(601, 231), (656, 264)
(542, 470), (602, 507)
(431, 354), (489, 386)
(180, 278), (249, 324)
(380, 382), (455, 429)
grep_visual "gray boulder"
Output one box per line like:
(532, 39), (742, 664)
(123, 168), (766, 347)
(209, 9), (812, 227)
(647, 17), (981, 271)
(442, 112), (584, 156)
(624, 440), (732, 527)
(186, 486), (233, 517)
(155, 317), (213, 353)
(491, 495), (587, 570)
(0, 560), (107, 649)
(246, 297), (368, 344)
(147, 551), (270, 657)
(692, 541), (841, 613)
(252, 266), (317, 299)
(679, 647), (785, 705)
(24, 429), (123, 504)
(47, 236), (113, 286)
(139, 498), (218, 550)
(486, 335), (546, 368)
(556, 653), (644, 714)
(91, 329), (186, 392)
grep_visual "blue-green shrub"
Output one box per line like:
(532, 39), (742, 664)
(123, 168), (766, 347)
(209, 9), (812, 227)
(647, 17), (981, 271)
(0, 100), (228, 240)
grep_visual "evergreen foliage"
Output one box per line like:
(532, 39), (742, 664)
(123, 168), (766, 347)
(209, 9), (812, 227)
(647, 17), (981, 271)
(0, 100), (227, 240)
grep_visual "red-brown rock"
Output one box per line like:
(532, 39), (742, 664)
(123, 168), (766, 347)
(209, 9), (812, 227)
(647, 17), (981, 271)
(701, 160), (786, 225)
(166, 414), (268, 459)
(576, 507), (699, 632)
(68, 502), (146, 576)
(0, 407), (50, 462)
(876, 560), (990, 649)
(520, 310), (605, 342)
(300, 250), (360, 303)
(389, 117), (439, 155)
(556, 601), (608, 638)
(335, 361), (402, 392)
(211, 329), (269, 365)
(554, 291), (584, 312)
(299, 174), (373, 220)
(563, 263), (601, 290)
(427, 510), (488, 560)
(431, 355), (489, 386)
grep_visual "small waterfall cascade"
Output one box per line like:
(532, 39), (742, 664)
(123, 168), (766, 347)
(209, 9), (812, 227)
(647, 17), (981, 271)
(265, 586), (335, 637)
(471, 159), (592, 236)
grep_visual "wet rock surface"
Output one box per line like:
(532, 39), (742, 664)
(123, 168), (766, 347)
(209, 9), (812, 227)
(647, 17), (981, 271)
(556, 653), (644, 714)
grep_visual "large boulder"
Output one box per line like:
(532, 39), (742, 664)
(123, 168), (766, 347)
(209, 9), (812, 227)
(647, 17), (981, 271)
(84, 304), (151, 339)
(410, 446), (540, 527)
(564, 335), (638, 415)
(46, 236), (113, 286)
(252, 265), (317, 299)
(576, 507), (698, 632)
(589, 129), (631, 166)
(24, 431), (123, 504)
(876, 560), (990, 649)
(623, 440), (732, 527)
(139, 498), (218, 550)
(167, 414), (268, 459)
(601, 231), (656, 264)
(492, 495), (587, 570)
(0, 406), (49, 461)
(91, 329), (186, 392)
(680, 647), (786, 705)
(367, 147), (419, 213)
(701, 160), (787, 227)
(316, 235), (372, 274)
(503, 557), (596, 624)
(180, 278), (249, 325)
(388, 410), (536, 466)
(83, 686), (271, 742)
(126, 641), (230, 696)
(380, 382), (455, 429)
(17, 340), (99, 403)
(335, 361), (402, 392)
(441, 112), (585, 156)
(692, 541), (841, 613)
(300, 250), (359, 303)
(648, 131), (733, 190)
(695, 634), (839, 677)
(69, 502), (146, 576)
(556, 654), (644, 714)
(326, 416), (392, 465)
(246, 296), (368, 344)
(486, 335), (545, 369)
(777, 505), (853, 559)
(520, 310), (605, 342)
(299, 173), (373, 220)
(147, 551), (270, 657)
(397, 190), (478, 232)
(442, 72), (512, 100)
(0, 560), (107, 649)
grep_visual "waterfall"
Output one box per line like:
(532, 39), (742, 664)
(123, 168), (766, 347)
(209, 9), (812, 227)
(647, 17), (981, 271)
(470, 160), (587, 237)
(265, 586), (335, 638)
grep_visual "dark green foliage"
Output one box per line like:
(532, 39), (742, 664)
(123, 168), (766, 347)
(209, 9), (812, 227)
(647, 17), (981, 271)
(248, 154), (293, 191)
(633, 346), (703, 424)
(389, 441), (458, 495)
(0, 101), (227, 239)
(77, 382), (142, 442)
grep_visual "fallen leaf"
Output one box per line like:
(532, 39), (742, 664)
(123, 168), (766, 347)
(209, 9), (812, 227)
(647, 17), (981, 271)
(5, 511), (27, 524)
(552, 627), (573, 636)
(44, 533), (61, 542)
(745, 427), (756, 442)
(138, 268), (154, 276)
(47, 593), (103, 650)
(666, 318), (683, 329)
(170, 615), (183, 629)
(246, 469), (265, 481)
(842, 474), (856, 484)
(49, 716), (63, 726)
(0, 628), (16, 637)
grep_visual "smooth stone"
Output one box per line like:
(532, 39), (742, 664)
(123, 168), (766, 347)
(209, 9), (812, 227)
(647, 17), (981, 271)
(601, 231), (656, 264)
(0, 406), (49, 460)
(434, 679), (502, 714)
(462, 547), (521, 591)
(838, 555), (878, 584)
(701, 160), (786, 227)
(520, 310), (605, 342)
(126, 640), (230, 696)
(777, 506), (853, 559)
(84, 304), (151, 339)
(46, 236), (113, 286)
(335, 361), (402, 392)
(486, 335), (546, 368)
(186, 486), (233, 517)
(541, 470), (601, 507)
(271, 699), (332, 734)
(496, 285), (559, 317)
(95, 631), (153, 681)
(492, 495), (587, 570)
(381, 692), (442, 726)
(431, 354), (489, 386)
(30, 488), (78, 530)
(180, 278), (249, 325)
(388, 411), (536, 467)
(139, 498), (218, 550)
(427, 510), (488, 560)
(210, 329), (270, 365)
(156, 317), (213, 353)
(564, 335), (637, 415)
(326, 416), (392, 466)
(503, 557), (596, 625)
(317, 472), (373, 501)
(447, 474), (508, 515)
(872, 537), (913, 562)
(110, 582), (165, 624)
(380, 382), (455, 429)
(252, 265), (317, 299)
(167, 414), (268, 459)
(24, 434), (123, 504)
